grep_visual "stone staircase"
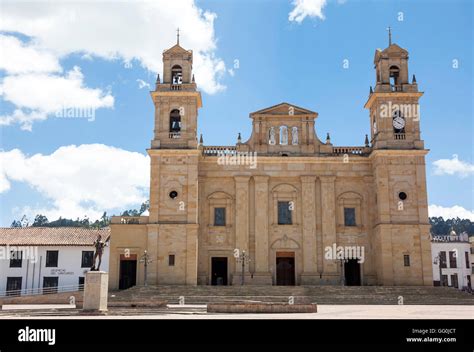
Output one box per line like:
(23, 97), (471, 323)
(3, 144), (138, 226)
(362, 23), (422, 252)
(0, 306), (205, 317)
(108, 285), (474, 305)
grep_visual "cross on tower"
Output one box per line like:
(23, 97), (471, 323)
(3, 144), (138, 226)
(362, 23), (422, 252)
(387, 26), (392, 46)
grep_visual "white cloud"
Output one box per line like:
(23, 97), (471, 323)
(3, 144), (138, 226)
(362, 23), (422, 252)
(1, 66), (113, 113)
(0, 0), (226, 94)
(429, 204), (474, 221)
(289, 0), (327, 23)
(0, 65), (114, 131)
(136, 79), (151, 90)
(433, 154), (474, 178)
(0, 34), (61, 74)
(0, 110), (49, 132)
(0, 144), (150, 221)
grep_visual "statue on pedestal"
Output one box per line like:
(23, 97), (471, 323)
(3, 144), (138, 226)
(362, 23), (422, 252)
(91, 233), (106, 271)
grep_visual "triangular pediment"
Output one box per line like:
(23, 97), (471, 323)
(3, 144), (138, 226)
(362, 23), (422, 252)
(382, 43), (408, 54)
(163, 44), (192, 55)
(250, 102), (316, 116)
(374, 43), (408, 63)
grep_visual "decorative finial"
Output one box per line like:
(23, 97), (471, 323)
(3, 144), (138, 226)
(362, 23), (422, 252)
(237, 132), (242, 143)
(386, 26), (392, 46)
(176, 28), (180, 45)
(370, 86), (373, 94)
(192, 74), (195, 83)
(412, 74), (417, 83)
(326, 133), (331, 144)
(155, 74), (160, 90)
(365, 134), (369, 147)
(199, 133), (203, 145)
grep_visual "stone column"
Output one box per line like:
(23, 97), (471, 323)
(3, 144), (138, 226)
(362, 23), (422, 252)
(320, 176), (338, 280)
(300, 176), (318, 284)
(146, 225), (159, 285)
(185, 225), (199, 285)
(253, 176), (272, 284)
(233, 176), (250, 283)
(373, 156), (393, 285)
(148, 153), (160, 223)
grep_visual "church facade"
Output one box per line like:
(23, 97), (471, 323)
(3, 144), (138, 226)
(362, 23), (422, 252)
(108, 38), (433, 289)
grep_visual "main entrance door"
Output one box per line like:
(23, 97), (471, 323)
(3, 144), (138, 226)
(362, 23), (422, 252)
(276, 252), (295, 286)
(211, 257), (228, 285)
(344, 259), (361, 286)
(119, 254), (137, 290)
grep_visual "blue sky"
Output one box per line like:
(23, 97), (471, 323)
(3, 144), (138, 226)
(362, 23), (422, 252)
(0, 0), (472, 226)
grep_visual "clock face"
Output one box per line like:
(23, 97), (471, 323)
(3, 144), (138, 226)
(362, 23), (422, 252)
(393, 116), (405, 130)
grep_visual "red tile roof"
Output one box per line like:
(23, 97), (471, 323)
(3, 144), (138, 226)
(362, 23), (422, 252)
(0, 227), (110, 246)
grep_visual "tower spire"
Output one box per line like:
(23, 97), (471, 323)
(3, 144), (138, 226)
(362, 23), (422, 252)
(176, 28), (180, 45)
(386, 26), (392, 46)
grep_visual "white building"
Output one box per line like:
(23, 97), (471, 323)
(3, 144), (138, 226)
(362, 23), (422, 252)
(431, 231), (471, 290)
(0, 227), (110, 296)
(470, 236), (474, 287)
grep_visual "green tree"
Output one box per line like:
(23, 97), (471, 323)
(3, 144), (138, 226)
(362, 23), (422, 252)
(10, 220), (22, 228)
(32, 214), (49, 227)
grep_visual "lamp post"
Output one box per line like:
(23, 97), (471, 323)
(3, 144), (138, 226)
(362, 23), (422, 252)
(235, 250), (251, 286)
(139, 250), (153, 286)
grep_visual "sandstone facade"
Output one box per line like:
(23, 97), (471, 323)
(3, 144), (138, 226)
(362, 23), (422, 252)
(108, 40), (433, 289)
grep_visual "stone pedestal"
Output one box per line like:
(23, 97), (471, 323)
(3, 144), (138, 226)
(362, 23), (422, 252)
(83, 271), (108, 312)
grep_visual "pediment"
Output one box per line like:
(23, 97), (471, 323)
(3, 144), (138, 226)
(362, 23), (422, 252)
(250, 102), (317, 117)
(382, 43), (408, 55)
(375, 43), (408, 62)
(163, 44), (192, 56)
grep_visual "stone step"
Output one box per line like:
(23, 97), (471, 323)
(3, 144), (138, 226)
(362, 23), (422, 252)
(108, 285), (474, 306)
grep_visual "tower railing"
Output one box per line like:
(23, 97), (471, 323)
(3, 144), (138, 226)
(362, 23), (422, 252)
(169, 132), (181, 139)
(394, 133), (406, 140)
(390, 84), (403, 92)
(202, 146), (237, 156)
(332, 146), (366, 155)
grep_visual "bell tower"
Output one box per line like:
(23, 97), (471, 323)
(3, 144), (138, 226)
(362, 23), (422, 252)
(365, 29), (424, 150)
(150, 31), (202, 149)
(145, 34), (201, 285)
(365, 32), (432, 286)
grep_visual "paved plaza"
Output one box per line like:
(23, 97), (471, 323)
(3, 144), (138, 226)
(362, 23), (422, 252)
(1, 304), (472, 319)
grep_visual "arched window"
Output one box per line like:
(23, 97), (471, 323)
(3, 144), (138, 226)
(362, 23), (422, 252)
(291, 127), (298, 145)
(268, 127), (276, 145)
(169, 109), (181, 133)
(171, 65), (182, 84)
(389, 65), (400, 89)
(279, 126), (288, 145)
